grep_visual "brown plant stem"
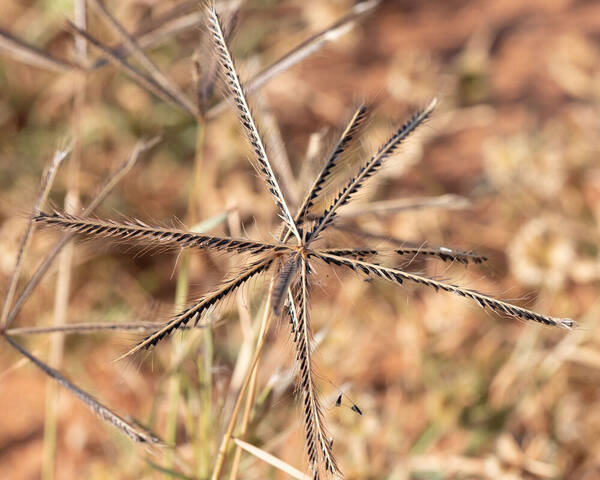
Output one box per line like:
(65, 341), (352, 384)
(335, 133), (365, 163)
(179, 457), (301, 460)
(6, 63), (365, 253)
(211, 279), (276, 480)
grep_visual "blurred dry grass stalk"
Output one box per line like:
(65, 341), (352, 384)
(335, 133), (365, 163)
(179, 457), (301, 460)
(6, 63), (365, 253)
(1, 1), (599, 480)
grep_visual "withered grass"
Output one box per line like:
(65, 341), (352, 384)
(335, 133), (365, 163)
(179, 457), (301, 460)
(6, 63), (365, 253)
(0, 1), (579, 479)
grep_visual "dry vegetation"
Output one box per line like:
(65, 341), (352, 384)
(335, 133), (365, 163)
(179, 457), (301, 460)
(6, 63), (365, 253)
(1, 1), (599, 479)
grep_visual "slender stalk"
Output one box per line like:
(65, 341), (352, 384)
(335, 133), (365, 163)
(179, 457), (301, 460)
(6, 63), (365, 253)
(66, 22), (194, 116)
(165, 248), (190, 467)
(42, 190), (78, 480)
(211, 279), (276, 480)
(6, 137), (159, 327)
(227, 281), (274, 480)
(166, 123), (206, 468)
(218, 210), (255, 438)
(0, 28), (77, 72)
(5, 336), (161, 444)
(232, 437), (311, 480)
(196, 317), (214, 478)
(42, 14), (86, 476)
(89, 0), (199, 117)
(1, 148), (69, 331)
(6, 322), (165, 335)
(193, 122), (213, 478)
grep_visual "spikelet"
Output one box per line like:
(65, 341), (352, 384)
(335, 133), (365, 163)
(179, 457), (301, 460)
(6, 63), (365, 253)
(288, 261), (340, 478)
(205, 3), (301, 243)
(315, 251), (575, 329)
(34, 211), (289, 256)
(283, 105), (369, 244)
(120, 257), (274, 358)
(306, 98), (437, 243)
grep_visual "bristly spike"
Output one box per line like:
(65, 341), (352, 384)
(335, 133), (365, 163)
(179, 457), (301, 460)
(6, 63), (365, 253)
(315, 251), (575, 330)
(34, 211), (291, 257)
(394, 246), (487, 264)
(118, 257), (274, 359)
(205, 3), (301, 244)
(206, 0), (381, 120)
(288, 260), (340, 477)
(320, 246), (487, 265)
(306, 98), (437, 244)
(282, 104), (369, 243)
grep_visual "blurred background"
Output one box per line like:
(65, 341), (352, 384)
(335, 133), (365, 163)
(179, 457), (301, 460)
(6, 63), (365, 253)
(0, 0), (599, 479)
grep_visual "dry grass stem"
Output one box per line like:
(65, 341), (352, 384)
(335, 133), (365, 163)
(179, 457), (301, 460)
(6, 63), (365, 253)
(232, 437), (311, 480)
(227, 283), (272, 480)
(1, 148), (70, 331)
(6, 138), (158, 327)
(89, 0), (200, 117)
(89, 8), (204, 71)
(206, 3), (301, 242)
(0, 28), (78, 72)
(4, 336), (162, 445)
(6, 322), (170, 336)
(206, 0), (381, 119)
(210, 280), (276, 480)
(67, 22), (196, 116)
(256, 96), (299, 205)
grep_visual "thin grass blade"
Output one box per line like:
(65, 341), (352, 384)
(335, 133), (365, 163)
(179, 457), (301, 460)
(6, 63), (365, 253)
(89, 0), (199, 117)
(232, 437), (311, 480)
(6, 322), (178, 336)
(67, 22), (195, 116)
(90, 8), (204, 70)
(338, 194), (471, 218)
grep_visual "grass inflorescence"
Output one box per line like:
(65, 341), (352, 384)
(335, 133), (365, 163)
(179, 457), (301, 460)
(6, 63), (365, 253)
(0, 1), (583, 479)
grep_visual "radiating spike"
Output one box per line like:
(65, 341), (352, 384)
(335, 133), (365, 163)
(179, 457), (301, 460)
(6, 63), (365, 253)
(306, 99), (437, 243)
(34, 211), (289, 257)
(205, 3), (301, 243)
(314, 251), (575, 330)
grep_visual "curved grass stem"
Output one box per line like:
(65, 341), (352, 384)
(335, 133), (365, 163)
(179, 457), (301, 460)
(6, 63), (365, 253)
(211, 279), (275, 480)
(226, 285), (274, 480)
